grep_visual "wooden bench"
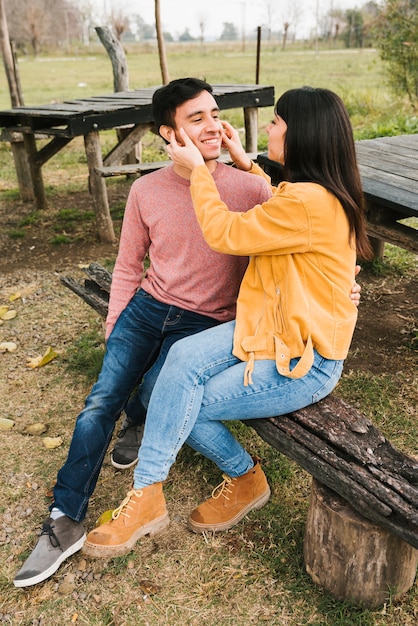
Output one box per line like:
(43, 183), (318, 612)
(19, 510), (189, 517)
(61, 263), (418, 606)
(95, 152), (262, 179)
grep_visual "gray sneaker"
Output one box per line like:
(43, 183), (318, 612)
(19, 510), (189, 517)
(110, 415), (144, 469)
(14, 516), (86, 588)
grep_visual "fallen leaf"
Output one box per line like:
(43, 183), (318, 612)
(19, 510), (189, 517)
(42, 436), (63, 449)
(7, 285), (38, 301)
(1, 310), (17, 321)
(0, 342), (18, 353)
(139, 580), (161, 595)
(0, 306), (17, 323)
(25, 422), (48, 435)
(0, 417), (15, 430)
(27, 346), (58, 368)
(96, 509), (114, 527)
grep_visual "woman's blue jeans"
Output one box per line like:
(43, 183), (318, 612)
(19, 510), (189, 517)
(53, 289), (219, 521)
(134, 321), (344, 488)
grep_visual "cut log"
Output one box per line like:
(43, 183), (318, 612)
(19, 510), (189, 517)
(60, 263), (418, 552)
(249, 405), (418, 549)
(304, 479), (418, 608)
(60, 276), (109, 319)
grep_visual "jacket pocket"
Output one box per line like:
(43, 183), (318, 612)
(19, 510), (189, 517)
(274, 333), (314, 379)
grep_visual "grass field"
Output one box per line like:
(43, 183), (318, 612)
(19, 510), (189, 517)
(1, 42), (417, 138)
(1, 42), (417, 196)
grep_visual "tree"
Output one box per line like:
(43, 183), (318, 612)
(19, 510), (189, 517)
(0, 0), (23, 105)
(5, 0), (80, 55)
(178, 28), (195, 42)
(260, 0), (279, 42)
(155, 0), (169, 84)
(76, 0), (95, 45)
(282, 22), (290, 50)
(219, 22), (238, 41)
(342, 9), (364, 48)
(130, 15), (155, 41)
(109, 8), (129, 41)
(373, 0), (418, 102)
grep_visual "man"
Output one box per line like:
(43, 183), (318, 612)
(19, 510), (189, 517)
(14, 78), (360, 588)
(13, 78), (272, 588)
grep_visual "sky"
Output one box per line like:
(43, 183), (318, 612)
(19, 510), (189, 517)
(99, 0), (365, 41)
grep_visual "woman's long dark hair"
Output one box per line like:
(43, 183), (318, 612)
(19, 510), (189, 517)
(275, 87), (373, 261)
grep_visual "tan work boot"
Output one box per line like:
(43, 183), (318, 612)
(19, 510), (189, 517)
(188, 457), (270, 533)
(83, 483), (169, 557)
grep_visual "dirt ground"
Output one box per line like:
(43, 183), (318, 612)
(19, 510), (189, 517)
(1, 183), (417, 378)
(0, 185), (417, 625)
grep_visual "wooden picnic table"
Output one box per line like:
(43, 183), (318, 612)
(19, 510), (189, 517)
(355, 134), (418, 256)
(258, 133), (418, 258)
(0, 84), (275, 242)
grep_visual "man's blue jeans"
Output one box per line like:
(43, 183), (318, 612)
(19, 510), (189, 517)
(53, 289), (219, 521)
(133, 321), (344, 488)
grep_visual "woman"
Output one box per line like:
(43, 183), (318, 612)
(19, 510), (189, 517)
(83, 86), (372, 557)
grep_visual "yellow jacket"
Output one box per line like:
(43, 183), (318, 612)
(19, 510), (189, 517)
(190, 163), (358, 384)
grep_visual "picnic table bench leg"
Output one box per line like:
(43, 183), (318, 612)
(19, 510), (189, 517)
(244, 106), (259, 153)
(6, 132), (34, 201)
(84, 130), (116, 244)
(364, 199), (386, 258)
(304, 479), (418, 608)
(369, 236), (385, 258)
(22, 132), (47, 210)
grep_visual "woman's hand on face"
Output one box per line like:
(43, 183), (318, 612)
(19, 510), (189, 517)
(221, 121), (252, 171)
(166, 128), (205, 171)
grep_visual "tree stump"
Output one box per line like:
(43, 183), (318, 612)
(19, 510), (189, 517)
(303, 479), (418, 608)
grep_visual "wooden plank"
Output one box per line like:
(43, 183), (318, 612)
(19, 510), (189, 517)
(361, 174), (418, 215)
(102, 123), (152, 167)
(84, 130), (115, 243)
(0, 85), (274, 136)
(358, 136), (418, 156)
(35, 136), (73, 167)
(97, 152), (262, 177)
(356, 145), (418, 179)
(96, 161), (169, 177)
(369, 134), (418, 149)
(366, 221), (418, 254)
(358, 164), (418, 194)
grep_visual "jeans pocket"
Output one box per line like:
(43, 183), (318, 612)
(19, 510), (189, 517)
(312, 360), (344, 404)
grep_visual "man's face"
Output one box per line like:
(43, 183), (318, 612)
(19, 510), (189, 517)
(172, 90), (223, 163)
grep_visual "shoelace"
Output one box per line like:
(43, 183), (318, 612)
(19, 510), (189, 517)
(40, 522), (61, 549)
(112, 489), (143, 521)
(116, 420), (137, 438)
(211, 474), (234, 501)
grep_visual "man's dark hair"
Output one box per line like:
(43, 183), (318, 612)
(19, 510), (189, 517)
(152, 78), (213, 133)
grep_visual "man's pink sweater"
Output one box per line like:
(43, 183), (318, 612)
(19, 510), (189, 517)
(106, 162), (271, 338)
